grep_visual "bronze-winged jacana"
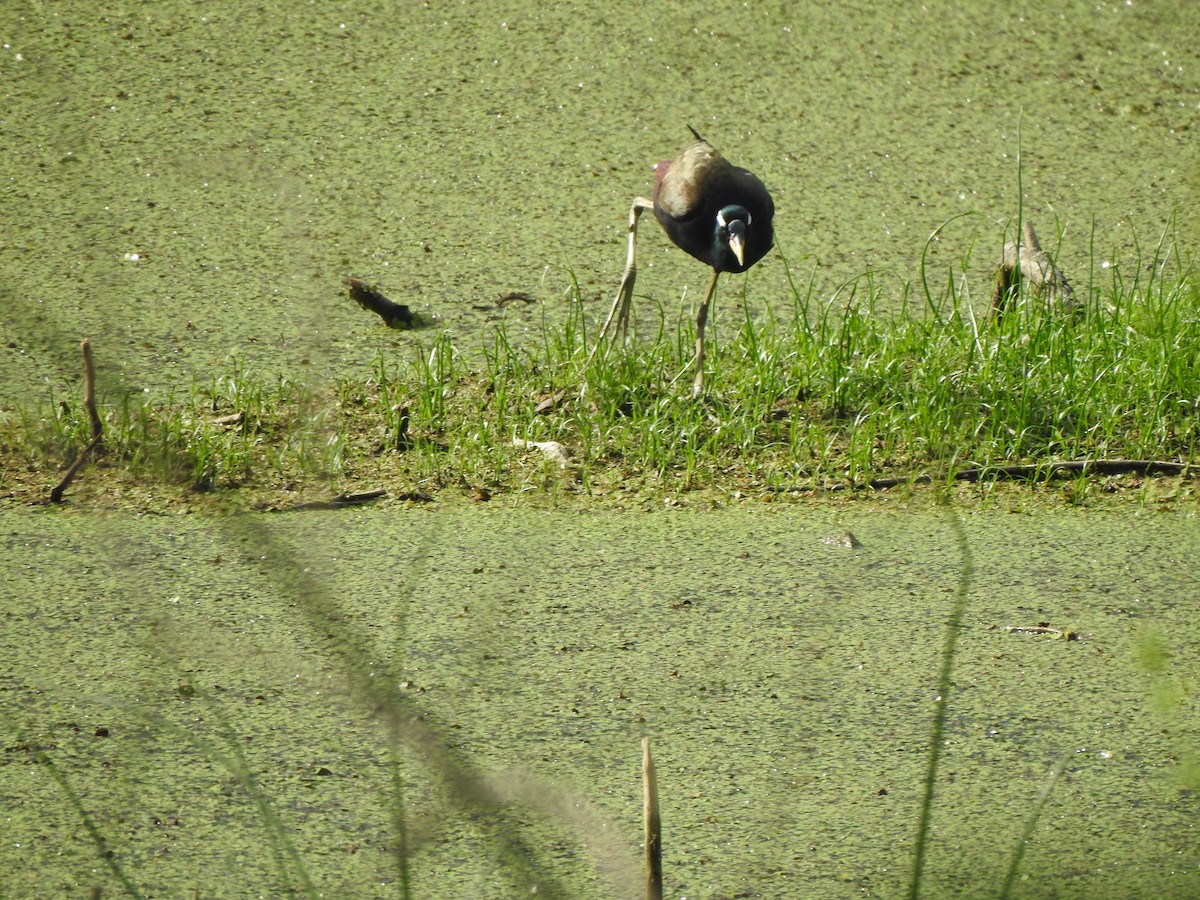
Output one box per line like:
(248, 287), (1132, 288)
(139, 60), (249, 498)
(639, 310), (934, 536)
(597, 127), (774, 396)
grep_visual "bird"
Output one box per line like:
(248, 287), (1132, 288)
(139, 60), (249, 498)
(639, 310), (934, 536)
(595, 126), (774, 396)
(991, 220), (1077, 322)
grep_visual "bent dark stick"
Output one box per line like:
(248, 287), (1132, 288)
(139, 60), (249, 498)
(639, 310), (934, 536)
(50, 339), (104, 503)
(868, 458), (1192, 490)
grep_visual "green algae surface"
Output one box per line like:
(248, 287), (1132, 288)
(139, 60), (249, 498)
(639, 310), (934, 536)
(3, 502), (1199, 897)
(2, 1), (1198, 406)
(4, 3), (1200, 898)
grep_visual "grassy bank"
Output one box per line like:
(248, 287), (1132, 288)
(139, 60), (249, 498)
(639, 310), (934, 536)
(2, 237), (1197, 510)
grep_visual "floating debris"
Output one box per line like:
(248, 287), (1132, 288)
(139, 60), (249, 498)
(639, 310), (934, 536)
(346, 276), (416, 329)
(821, 531), (863, 549)
(1005, 623), (1081, 641)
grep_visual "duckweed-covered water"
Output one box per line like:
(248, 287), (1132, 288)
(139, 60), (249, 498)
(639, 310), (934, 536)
(2, 1), (1198, 404)
(4, 4), (1200, 898)
(3, 502), (1198, 897)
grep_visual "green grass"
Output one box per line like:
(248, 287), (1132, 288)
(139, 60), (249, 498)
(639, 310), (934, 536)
(1, 230), (1197, 506)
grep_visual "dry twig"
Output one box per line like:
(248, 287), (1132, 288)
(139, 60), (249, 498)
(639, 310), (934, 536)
(50, 340), (104, 503)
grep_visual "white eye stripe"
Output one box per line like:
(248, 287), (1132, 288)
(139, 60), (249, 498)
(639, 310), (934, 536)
(716, 210), (752, 228)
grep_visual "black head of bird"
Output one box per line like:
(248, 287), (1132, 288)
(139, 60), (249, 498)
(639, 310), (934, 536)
(595, 127), (774, 397)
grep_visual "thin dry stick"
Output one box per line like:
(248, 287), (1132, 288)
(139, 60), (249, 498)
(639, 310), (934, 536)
(866, 458), (1193, 490)
(51, 339), (104, 503)
(643, 736), (662, 900)
(1005, 625), (1075, 639)
(82, 339), (103, 442)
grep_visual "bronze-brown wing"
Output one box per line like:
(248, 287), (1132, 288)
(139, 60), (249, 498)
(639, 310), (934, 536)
(654, 140), (728, 222)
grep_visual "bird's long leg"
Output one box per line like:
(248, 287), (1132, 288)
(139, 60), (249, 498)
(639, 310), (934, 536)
(594, 197), (654, 349)
(691, 268), (721, 397)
